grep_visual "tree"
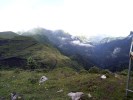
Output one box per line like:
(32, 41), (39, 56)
(27, 57), (37, 70)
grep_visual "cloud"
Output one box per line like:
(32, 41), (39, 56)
(71, 40), (93, 47)
(112, 47), (121, 58)
(0, 0), (133, 37)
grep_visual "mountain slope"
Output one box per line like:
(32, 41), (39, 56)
(91, 33), (131, 71)
(0, 34), (81, 70)
(21, 28), (95, 69)
(0, 31), (18, 39)
(18, 28), (133, 71)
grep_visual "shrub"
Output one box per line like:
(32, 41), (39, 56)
(101, 69), (111, 74)
(120, 69), (133, 76)
(88, 66), (101, 74)
(14, 68), (21, 74)
(27, 57), (38, 70)
(79, 69), (88, 74)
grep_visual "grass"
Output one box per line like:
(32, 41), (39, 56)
(0, 36), (81, 70)
(0, 68), (133, 100)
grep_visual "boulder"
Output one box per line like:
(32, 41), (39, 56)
(39, 76), (48, 84)
(68, 92), (83, 100)
(88, 93), (92, 98)
(100, 75), (107, 79)
(10, 92), (24, 100)
(57, 89), (63, 93)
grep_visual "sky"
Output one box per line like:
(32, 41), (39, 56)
(0, 0), (133, 37)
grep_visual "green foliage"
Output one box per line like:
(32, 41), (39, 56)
(0, 31), (18, 39)
(120, 69), (133, 76)
(14, 68), (21, 74)
(88, 66), (101, 74)
(27, 57), (37, 70)
(120, 69), (128, 76)
(79, 69), (88, 74)
(0, 35), (81, 70)
(101, 69), (111, 74)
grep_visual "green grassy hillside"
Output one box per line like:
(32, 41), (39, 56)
(0, 68), (133, 100)
(0, 31), (18, 39)
(0, 35), (81, 70)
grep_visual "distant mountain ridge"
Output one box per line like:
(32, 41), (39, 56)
(0, 28), (132, 71)
(20, 28), (132, 71)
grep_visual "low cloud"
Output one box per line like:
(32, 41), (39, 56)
(71, 40), (93, 47)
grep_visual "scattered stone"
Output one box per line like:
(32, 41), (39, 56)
(100, 75), (107, 79)
(88, 93), (92, 98)
(10, 92), (24, 100)
(114, 73), (119, 78)
(39, 76), (48, 84)
(57, 89), (63, 93)
(68, 92), (83, 100)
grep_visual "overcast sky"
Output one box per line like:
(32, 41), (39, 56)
(0, 0), (133, 37)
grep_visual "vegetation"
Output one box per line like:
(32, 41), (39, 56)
(88, 66), (101, 74)
(27, 57), (38, 70)
(0, 31), (18, 39)
(0, 30), (133, 100)
(0, 68), (133, 100)
(0, 35), (81, 70)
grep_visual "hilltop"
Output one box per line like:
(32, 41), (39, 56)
(0, 32), (81, 70)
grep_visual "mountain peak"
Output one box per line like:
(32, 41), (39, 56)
(127, 31), (133, 39)
(130, 31), (133, 36)
(0, 31), (18, 39)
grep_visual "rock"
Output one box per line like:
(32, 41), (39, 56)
(100, 75), (107, 79)
(88, 93), (92, 98)
(10, 92), (24, 100)
(80, 93), (92, 99)
(39, 76), (48, 84)
(68, 92), (83, 100)
(57, 89), (63, 93)
(114, 73), (119, 78)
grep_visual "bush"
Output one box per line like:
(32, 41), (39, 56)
(101, 69), (111, 74)
(14, 68), (21, 74)
(27, 57), (38, 70)
(88, 66), (101, 74)
(79, 69), (88, 74)
(120, 69), (133, 76)
(105, 73), (114, 78)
